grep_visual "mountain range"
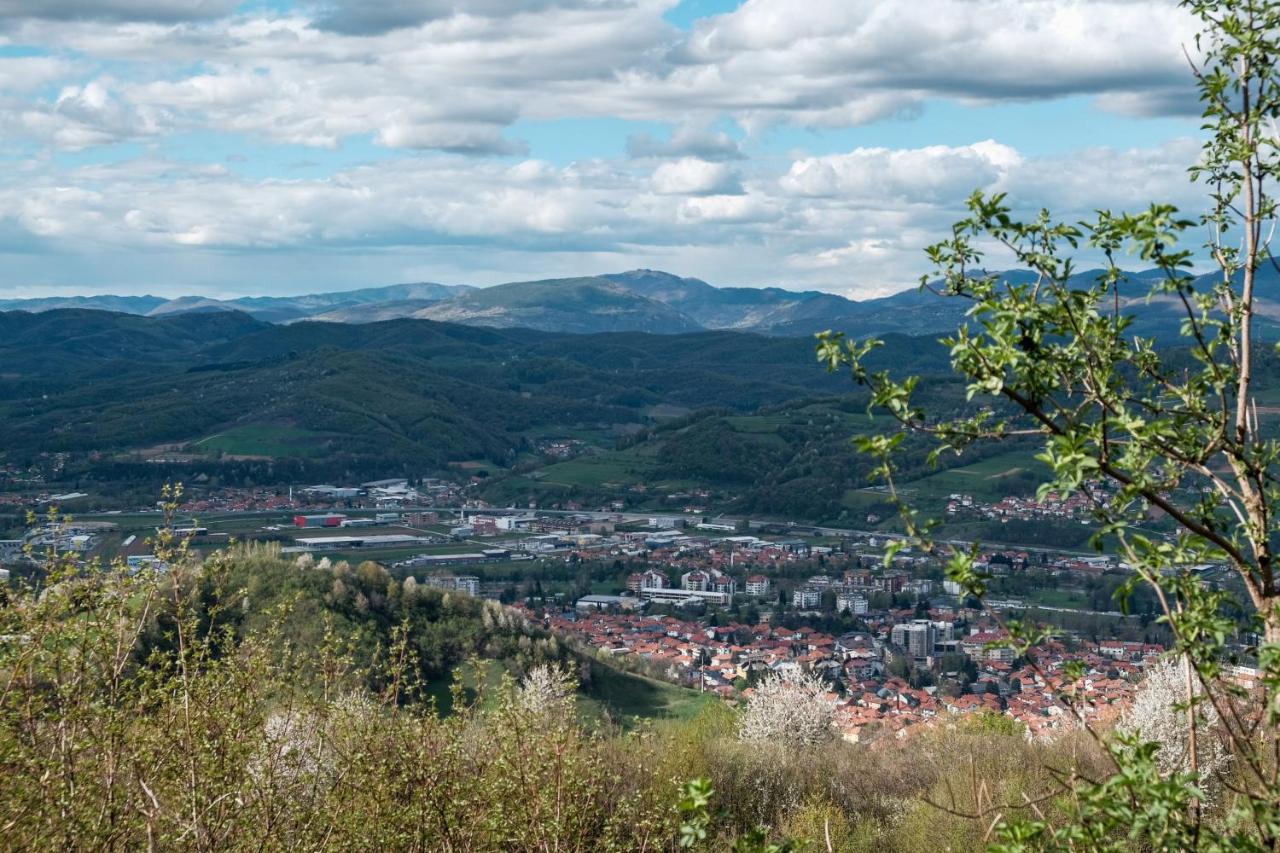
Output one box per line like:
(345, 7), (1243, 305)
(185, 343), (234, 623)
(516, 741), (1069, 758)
(3, 267), (1279, 340)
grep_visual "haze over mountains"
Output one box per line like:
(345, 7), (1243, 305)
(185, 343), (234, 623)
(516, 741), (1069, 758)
(4, 267), (1279, 339)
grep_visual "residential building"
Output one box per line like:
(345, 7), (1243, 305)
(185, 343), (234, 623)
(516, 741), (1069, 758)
(640, 587), (732, 607)
(793, 587), (822, 609)
(891, 619), (936, 660)
(836, 591), (868, 614)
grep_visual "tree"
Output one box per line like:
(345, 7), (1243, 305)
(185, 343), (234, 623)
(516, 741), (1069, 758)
(819, 0), (1280, 846)
(516, 663), (576, 718)
(738, 670), (835, 747)
(1123, 657), (1231, 796)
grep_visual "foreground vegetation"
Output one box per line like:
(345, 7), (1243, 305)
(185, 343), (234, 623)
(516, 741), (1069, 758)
(1, 534), (1132, 851)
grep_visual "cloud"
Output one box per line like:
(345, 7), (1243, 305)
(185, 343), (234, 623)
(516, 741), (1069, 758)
(0, 0), (236, 23)
(0, 0), (1220, 295)
(313, 0), (637, 35)
(651, 157), (743, 195)
(0, 138), (1207, 295)
(0, 56), (82, 92)
(0, 0), (1205, 157)
(18, 79), (157, 149)
(627, 125), (744, 160)
(780, 140), (1022, 201)
(678, 194), (777, 223)
(672, 0), (1200, 122)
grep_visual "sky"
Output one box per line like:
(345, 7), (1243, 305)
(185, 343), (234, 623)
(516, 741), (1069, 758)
(0, 0), (1212, 299)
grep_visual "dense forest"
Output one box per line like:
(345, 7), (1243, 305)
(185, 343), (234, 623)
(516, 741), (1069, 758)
(0, 310), (962, 502)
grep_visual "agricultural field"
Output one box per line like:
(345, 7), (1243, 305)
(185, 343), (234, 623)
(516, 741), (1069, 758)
(533, 446), (661, 487)
(192, 425), (332, 458)
(448, 459), (509, 478)
(1025, 588), (1092, 609)
(721, 406), (888, 436)
(900, 448), (1046, 504)
(423, 656), (717, 729)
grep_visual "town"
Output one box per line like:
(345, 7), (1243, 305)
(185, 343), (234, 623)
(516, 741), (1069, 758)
(2, 473), (1255, 745)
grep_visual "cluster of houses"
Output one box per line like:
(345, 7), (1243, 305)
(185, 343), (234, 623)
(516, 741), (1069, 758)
(535, 604), (1166, 743)
(0, 461), (50, 492)
(946, 484), (1112, 525)
(176, 487), (297, 514)
(788, 568), (931, 613)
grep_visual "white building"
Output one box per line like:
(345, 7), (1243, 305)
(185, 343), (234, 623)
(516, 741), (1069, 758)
(681, 567), (735, 596)
(641, 587), (732, 607)
(836, 591), (868, 614)
(792, 587), (822, 609)
(422, 575), (480, 596)
(891, 620), (936, 660)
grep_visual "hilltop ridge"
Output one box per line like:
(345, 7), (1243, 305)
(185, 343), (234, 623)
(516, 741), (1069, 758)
(4, 266), (1278, 339)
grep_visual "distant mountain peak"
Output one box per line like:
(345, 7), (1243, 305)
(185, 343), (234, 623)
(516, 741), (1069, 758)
(3, 266), (1270, 339)
(412, 275), (702, 334)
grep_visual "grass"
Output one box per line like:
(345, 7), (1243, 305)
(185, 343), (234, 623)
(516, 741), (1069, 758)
(578, 661), (718, 726)
(534, 445), (691, 489)
(205, 516), (298, 535)
(314, 548), (437, 564)
(422, 659), (508, 716)
(448, 460), (509, 478)
(308, 542), (523, 565)
(904, 449), (1046, 503)
(841, 489), (893, 510)
(721, 409), (889, 435)
(1025, 588), (1091, 609)
(520, 423), (635, 443)
(194, 425), (329, 458)
(421, 656), (717, 729)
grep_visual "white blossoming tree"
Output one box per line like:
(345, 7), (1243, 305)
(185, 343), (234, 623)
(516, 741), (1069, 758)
(516, 663), (576, 717)
(1123, 658), (1231, 788)
(738, 670), (836, 747)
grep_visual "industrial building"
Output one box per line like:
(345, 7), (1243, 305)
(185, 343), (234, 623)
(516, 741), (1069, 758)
(294, 513), (346, 529)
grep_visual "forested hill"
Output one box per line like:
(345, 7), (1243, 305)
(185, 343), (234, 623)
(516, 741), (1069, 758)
(0, 309), (954, 487)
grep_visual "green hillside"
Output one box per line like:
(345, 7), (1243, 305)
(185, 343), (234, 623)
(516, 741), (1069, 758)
(0, 311), (958, 493)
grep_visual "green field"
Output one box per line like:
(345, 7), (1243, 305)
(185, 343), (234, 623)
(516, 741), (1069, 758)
(533, 445), (672, 488)
(903, 448), (1046, 502)
(193, 425), (330, 458)
(577, 661), (719, 725)
(721, 413), (799, 433)
(423, 656), (717, 728)
(1026, 588), (1091, 609)
(310, 542), (522, 566)
(722, 408), (887, 435)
